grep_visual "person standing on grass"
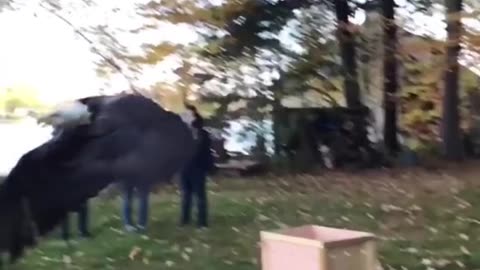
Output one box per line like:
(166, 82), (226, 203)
(49, 128), (92, 240)
(179, 104), (215, 228)
(121, 181), (151, 233)
(60, 202), (91, 240)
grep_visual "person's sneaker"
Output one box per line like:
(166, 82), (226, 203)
(137, 226), (146, 234)
(197, 220), (208, 228)
(124, 225), (137, 232)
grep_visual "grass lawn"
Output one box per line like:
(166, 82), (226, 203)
(10, 163), (480, 270)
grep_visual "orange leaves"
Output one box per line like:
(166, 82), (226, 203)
(400, 38), (445, 56)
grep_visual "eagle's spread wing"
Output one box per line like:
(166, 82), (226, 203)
(0, 94), (195, 262)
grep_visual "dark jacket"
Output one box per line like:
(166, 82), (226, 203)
(183, 128), (215, 174)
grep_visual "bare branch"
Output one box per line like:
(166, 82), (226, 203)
(38, 1), (153, 99)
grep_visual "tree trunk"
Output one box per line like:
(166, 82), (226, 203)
(272, 76), (285, 157)
(441, 0), (464, 160)
(334, 0), (374, 166)
(382, 0), (400, 154)
(334, 0), (362, 108)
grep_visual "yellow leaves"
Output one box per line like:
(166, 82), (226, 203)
(0, 86), (44, 114)
(130, 44), (179, 65)
(400, 38), (444, 56)
(420, 70), (442, 85)
(204, 41), (224, 55)
(403, 108), (433, 129)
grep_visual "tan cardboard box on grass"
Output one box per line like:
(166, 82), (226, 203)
(260, 225), (378, 270)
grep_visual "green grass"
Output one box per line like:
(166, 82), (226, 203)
(10, 167), (480, 270)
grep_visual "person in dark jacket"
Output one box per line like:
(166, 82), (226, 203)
(179, 105), (215, 228)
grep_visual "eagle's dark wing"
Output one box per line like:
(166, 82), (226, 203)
(0, 94), (195, 263)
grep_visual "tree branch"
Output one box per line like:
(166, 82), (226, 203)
(38, 1), (152, 99)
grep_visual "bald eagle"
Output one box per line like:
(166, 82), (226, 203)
(0, 93), (195, 263)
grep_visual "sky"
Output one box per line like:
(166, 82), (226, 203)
(0, 0), (201, 104)
(1, 0), (478, 107)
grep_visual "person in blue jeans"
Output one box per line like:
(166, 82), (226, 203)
(179, 105), (215, 228)
(60, 202), (90, 240)
(121, 182), (150, 232)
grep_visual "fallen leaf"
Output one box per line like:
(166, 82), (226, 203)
(421, 258), (432, 266)
(257, 214), (270, 221)
(129, 246), (142, 260)
(181, 252), (190, 261)
(460, 246), (470, 255)
(455, 260), (465, 268)
(63, 255), (72, 265)
(433, 258), (450, 267)
(408, 204), (422, 212)
(380, 204), (403, 212)
(74, 251), (84, 257)
(405, 247), (419, 254)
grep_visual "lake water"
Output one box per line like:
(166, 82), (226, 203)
(0, 119), (54, 175)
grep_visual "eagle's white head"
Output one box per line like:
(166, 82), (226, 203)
(37, 100), (92, 129)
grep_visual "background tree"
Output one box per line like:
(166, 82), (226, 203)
(382, 0), (400, 154)
(441, 0), (464, 160)
(334, 0), (362, 108)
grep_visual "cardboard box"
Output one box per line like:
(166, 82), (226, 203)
(260, 225), (377, 270)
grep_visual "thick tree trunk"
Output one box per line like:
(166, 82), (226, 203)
(382, 0), (400, 154)
(334, 0), (362, 108)
(441, 0), (464, 160)
(334, 0), (375, 166)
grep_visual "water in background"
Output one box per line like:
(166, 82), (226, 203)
(0, 118), (53, 175)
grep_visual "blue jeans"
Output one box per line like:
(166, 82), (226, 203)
(121, 183), (150, 229)
(61, 202), (89, 240)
